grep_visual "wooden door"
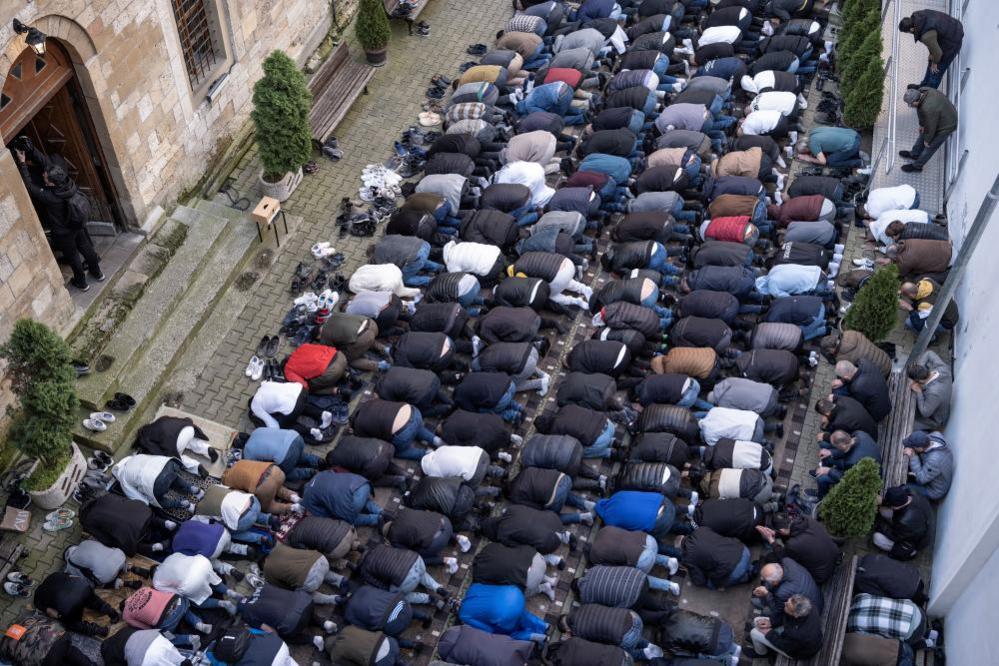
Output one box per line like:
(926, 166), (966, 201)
(1, 43), (119, 226)
(22, 86), (115, 224)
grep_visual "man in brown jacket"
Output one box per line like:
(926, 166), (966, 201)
(899, 87), (957, 172)
(820, 331), (892, 377)
(880, 238), (952, 278)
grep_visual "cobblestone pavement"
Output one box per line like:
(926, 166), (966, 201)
(180, 0), (515, 429)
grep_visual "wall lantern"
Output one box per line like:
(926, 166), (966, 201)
(13, 19), (46, 56)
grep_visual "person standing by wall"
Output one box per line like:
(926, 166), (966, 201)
(899, 87), (958, 173)
(899, 10), (964, 89)
(14, 140), (103, 292)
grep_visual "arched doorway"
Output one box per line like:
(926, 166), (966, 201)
(0, 41), (124, 230)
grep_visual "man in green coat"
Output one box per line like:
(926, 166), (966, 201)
(899, 87), (957, 172)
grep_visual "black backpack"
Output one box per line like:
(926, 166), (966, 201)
(212, 627), (252, 662)
(66, 189), (91, 230)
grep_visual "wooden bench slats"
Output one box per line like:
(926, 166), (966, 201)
(878, 370), (917, 490)
(775, 555), (858, 666)
(308, 44), (376, 143)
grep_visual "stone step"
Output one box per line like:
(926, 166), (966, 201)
(74, 203), (260, 452)
(75, 205), (229, 411)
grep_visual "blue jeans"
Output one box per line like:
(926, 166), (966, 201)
(583, 420), (616, 458)
(159, 598), (203, 633)
(278, 439), (321, 481)
(703, 116), (737, 132)
(392, 408), (435, 457)
(676, 380), (715, 411)
(648, 247), (683, 276)
(801, 309), (827, 341)
(510, 203), (539, 227)
(684, 156), (703, 188)
(490, 382), (525, 422)
(649, 500), (693, 543)
(708, 546), (752, 589)
(905, 311), (952, 337)
(401, 246), (443, 287)
(919, 54), (955, 89)
(787, 57), (817, 75)
(825, 134), (863, 168)
(457, 284), (484, 316)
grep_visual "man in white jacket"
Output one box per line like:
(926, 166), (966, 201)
(442, 240), (505, 280)
(348, 263), (423, 299)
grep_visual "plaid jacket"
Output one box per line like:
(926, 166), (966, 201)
(846, 593), (921, 640)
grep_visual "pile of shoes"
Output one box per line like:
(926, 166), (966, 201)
(415, 20), (430, 37)
(360, 163), (403, 202)
(390, 0), (416, 18)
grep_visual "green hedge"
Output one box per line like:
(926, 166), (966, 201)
(819, 457), (883, 537)
(844, 264), (901, 342)
(251, 51), (314, 181)
(838, 2), (885, 129)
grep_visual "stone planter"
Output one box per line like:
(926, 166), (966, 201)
(364, 47), (388, 67)
(258, 167), (304, 202)
(27, 443), (87, 510)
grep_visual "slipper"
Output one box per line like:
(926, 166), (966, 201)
(418, 111), (442, 127)
(113, 392), (136, 407)
(46, 508), (75, 522)
(466, 43), (487, 56)
(83, 418), (107, 432)
(90, 411), (116, 424)
(43, 516), (73, 532)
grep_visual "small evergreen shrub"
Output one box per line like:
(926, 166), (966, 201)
(0, 320), (78, 490)
(356, 0), (391, 51)
(251, 51), (313, 182)
(819, 457), (883, 537)
(842, 27), (885, 128)
(844, 264), (900, 342)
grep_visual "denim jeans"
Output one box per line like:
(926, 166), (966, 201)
(919, 53), (956, 89)
(676, 380), (715, 411)
(392, 408), (436, 456)
(648, 247), (683, 276)
(703, 115), (737, 132)
(457, 284), (485, 316)
(708, 546), (752, 589)
(583, 420), (616, 458)
(279, 440), (321, 481)
(159, 598), (203, 633)
(402, 246), (443, 287)
(823, 134), (863, 168)
(909, 133), (949, 168)
(510, 203), (539, 227)
(491, 382), (525, 422)
(684, 156), (703, 188)
(801, 308), (827, 341)
(636, 534), (677, 574)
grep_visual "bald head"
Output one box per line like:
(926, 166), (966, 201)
(761, 563), (784, 584)
(834, 360), (857, 380)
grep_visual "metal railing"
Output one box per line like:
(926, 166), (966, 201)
(884, 0), (902, 174)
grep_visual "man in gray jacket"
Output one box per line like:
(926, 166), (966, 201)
(907, 350), (952, 430)
(903, 431), (953, 500)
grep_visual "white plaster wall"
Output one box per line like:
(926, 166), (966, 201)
(927, 0), (999, 632)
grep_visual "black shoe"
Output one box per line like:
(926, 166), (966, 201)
(901, 164), (922, 172)
(90, 269), (106, 282)
(466, 43), (487, 56)
(256, 335), (270, 357)
(70, 278), (90, 292)
(898, 150), (915, 160)
(426, 87), (446, 99)
(264, 335), (281, 358)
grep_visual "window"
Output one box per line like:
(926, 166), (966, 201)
(170, 0), (223, 89)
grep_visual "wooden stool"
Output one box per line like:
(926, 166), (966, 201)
(251, 196), (289, 247)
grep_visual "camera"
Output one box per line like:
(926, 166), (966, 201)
(12, 135), (34, 152)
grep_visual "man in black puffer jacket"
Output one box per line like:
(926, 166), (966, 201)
(375, 367), (454, 417)
(679, 527), (754, 589)
(832, 359), (891, 421)
(758, 515), (841, 584)
(694, 498), (766, 543)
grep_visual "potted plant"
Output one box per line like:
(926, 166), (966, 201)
(0, 319), (87, 509)
(251, 50), (314, 202)
(356, 0), (391, 66)
(843, 264), (901, 342)
(818, 457), (883, 538)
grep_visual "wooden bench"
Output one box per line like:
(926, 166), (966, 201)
(308, 42), (376, 144)
(775, 555), (858, 666)
(877, 370), (917, 489)
(384, 0), (432, 23)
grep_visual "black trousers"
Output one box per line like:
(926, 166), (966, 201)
(53, 229), (101, 283)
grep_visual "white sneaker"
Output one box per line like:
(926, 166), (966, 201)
(788, 130), (798, 144)
(455, 534), (472, 552)
(313, 635), (325, 651)
(444, 557), (459, 574)
(320, 411), (333, 429)
(672, 81), (685, 92)
(828, 262), (840, 277)
(580, 512), (594, 526)
(853, 257), (874, 268)
(776, 155), (787, 169)
(509, 433), (524, 447)
(497, 451), (513, 463)
(690, 490), (699, 506)
(643, 644), (665, 660)
(323, 620), (338, 633)
(668, 581), (681, 596)
(682, 38), (693, 49)
(834, 243), (845, 254)
(471, 335), (484, 356)
(539, 373), (551, 397)
(667, 557), (680, 576)
(797, 93), (808, 109)
(310, 427), (323, 441)
(856, 166), (873, 176)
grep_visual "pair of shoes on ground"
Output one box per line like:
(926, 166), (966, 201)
(87, 450), (114, 470)
(898, 150), (923, 172)
(43, 507), (75, 532)
(3, 572), (35, 597)
(69, 268), (106, 292)
(105, 391), (136, 412)
(82, 411), (117, 432)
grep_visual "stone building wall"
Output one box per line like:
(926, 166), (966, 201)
(0, 0), (332, 339)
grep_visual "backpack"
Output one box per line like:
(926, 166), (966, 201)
(66, 190), (91, 230)
(212, 627), (252, 662)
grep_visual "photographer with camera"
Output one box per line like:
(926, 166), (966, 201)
(13, 136), (103, 292)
